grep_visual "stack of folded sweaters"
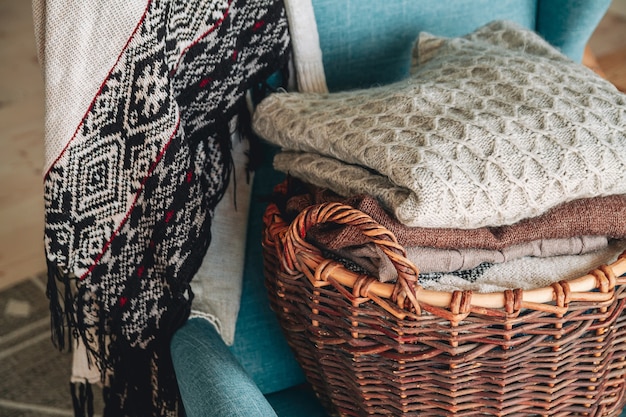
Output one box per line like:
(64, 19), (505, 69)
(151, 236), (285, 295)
(276, 181), (626, 292)
(252, 20), (626, 292)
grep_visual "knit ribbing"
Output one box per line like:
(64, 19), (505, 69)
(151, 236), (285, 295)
(283, 0), (328, 93)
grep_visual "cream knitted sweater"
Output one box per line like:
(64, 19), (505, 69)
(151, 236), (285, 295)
(253, 21), (626, 229)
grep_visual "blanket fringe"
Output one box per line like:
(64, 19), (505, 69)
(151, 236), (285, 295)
(46, 260), (76, 352)
(71, 381), (95, 417)
(241, 61), (291, 179)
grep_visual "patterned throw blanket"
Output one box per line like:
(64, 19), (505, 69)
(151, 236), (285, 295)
(34, 0), (290, 415)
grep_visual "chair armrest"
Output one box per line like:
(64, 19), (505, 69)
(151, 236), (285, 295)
(171, 317), (278, 417)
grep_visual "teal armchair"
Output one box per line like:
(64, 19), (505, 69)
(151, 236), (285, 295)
(171, 1), (612, 416)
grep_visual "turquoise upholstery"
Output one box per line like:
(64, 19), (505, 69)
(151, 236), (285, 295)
(313, 0), (537, 91)
(312, 0), (609, 91)
(227, 145), (305, 395)
(171, 2), (613, 416)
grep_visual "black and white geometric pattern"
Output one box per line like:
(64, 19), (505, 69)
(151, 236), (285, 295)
(419, 263), (495, 284)
(43, 0), (290, 415)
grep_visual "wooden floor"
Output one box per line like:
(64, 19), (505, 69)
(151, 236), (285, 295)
(0, 2), (625, 291)
(0, 1), (46, 291)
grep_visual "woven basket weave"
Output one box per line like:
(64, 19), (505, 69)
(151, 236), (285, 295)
(262, 199), (626, 416)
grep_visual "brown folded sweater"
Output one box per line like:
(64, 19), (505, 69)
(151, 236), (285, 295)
(283, 185), (626, 250)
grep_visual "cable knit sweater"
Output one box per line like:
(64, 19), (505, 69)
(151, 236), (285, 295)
(253, 20), (626, 229)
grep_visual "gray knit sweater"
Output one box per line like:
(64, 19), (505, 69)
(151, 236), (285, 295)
(253, 21), (626, 229)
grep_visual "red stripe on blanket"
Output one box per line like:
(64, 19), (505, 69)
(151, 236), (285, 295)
(171, 0), (234, 73)
(44, 1), (153, 180)
(80, 117), (181, 280)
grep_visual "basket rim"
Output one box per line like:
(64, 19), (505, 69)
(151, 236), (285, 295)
(268, 201), (626, 315)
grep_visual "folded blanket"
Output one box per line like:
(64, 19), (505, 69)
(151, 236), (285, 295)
(418, 239), (626, 293)
(253, 20), (626, 229)
(330, 235), (608, 282)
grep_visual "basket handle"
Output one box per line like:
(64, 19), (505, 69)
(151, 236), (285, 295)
(281, 202), (423, 315)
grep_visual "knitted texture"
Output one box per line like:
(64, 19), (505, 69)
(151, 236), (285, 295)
(40, 0), (290, 416)
(419, 239), (626, 293)
(328, 235), (608, 281)
(31, 0), (147, 173)
(277, 181), (624, 283)
(253, 20), (626, 229)
(296, 193), (626, 250)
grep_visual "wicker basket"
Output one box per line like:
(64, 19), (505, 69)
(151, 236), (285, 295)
(262, 199), (626, 416)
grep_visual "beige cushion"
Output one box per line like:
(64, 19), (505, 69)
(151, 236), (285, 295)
(253, 20), (626, 229)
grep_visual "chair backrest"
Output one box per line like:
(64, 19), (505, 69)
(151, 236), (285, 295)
(311, 0), (610, 91)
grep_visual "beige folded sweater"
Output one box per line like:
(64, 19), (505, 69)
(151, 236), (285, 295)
(330, 235), (608, 281)
(254, 21), (626, 229)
